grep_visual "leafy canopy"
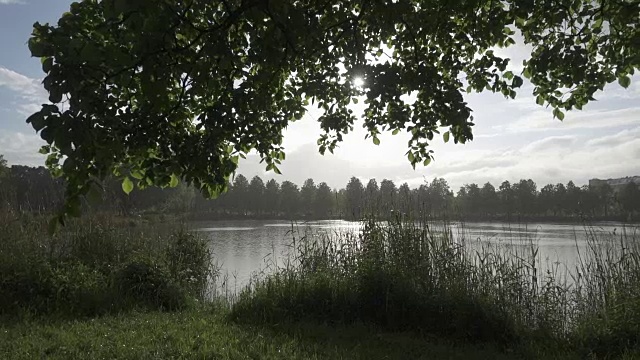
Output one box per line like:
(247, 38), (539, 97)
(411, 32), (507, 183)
(27, 0), (638, 222)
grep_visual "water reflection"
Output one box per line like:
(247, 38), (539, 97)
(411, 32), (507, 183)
(189, 220), (637, 294)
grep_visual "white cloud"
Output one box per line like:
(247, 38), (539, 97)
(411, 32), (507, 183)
(0, 67), (40, 95)
(433, 132), (640, 189)
(0, 0), (25, 4)
(586, 127), (640, 148)
(0, 130), (45, 166)
(0, 66), (47, 115)
(520, 135), (577, 153)
(494, 107), (640, 134)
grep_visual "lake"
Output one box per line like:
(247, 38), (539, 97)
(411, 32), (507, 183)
(190, 219), (639, 295)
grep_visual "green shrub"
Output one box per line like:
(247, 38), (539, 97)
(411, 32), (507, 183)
(165, 230), (213, 299)
(0, 214), (212, 318)
(0, 260), (55, 315)
(114, 258), (187, 311)
(0, 260), (112, 317)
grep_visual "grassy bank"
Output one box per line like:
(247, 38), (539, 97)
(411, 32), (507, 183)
(0, 306), (522, 360)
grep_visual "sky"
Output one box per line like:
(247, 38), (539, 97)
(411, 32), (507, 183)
(1, 1), (639, 191)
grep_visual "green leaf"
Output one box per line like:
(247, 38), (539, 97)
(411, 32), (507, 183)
(49, 88), (63, 103)
(122, 176), (134, 194)
(26, 112), (46, 131)
(392, 129), (400, 135)
(38, 145), (50, 155)
(372, 136), (380, 145)
(536, 95), (545, 106)
(618, 75), (631, 89)
(80, 43), (101, 63)
(131, 170), (144, 180)
(40, 127), (55, 144)
(28, 38), (46, 57)
(512, 76), (523, 88)
(553, 108), (565, 121)
(423, 158), (431, 166)
(169, 173), (179, 187)
(42, 57), (53, 73)
(443, 131), (450, 143)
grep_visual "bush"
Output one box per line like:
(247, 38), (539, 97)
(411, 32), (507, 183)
(0, 260), (112, 317)
(0, 214), (213, 318)
(165, 230), (213, 299)
(115, 259), (187, 311)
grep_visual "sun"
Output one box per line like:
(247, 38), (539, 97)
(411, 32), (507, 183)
(352, 77), (365, 88)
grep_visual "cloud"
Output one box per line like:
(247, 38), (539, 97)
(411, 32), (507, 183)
(434, 132), (640, 189)
(0, 66), (47, 115)
(596, 74), (640, 100)
(0, 130), (45, 166)
(586, 127), (640, 148)
(0, 0), (25, 4)
(494, 107), (640, 134)
(0, 67), (40, 94)
(521, 135), (577, 153)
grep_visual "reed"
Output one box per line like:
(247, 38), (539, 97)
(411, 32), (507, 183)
(231, 216), (640, 358)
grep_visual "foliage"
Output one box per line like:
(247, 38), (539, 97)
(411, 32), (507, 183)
(26, 0), (639, 220)
(0, 214), (214, 318)
(164, 230), (213, 299)
(115, 259), (188, 311)
(619, 182), (640, 215)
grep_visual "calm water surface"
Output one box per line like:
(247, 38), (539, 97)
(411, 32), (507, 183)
(189, 220), (638, 294)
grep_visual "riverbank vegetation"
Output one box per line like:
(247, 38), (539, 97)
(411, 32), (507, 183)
(231, 218), (640, 358)
(1, 161), (638, 222)
(0, 210), (214, 320)
(2, 206), (639, 358)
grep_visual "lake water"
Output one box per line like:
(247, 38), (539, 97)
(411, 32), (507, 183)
(190, 220), (639, 294)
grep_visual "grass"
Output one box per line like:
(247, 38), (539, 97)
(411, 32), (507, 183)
(0, 306), (520, 360)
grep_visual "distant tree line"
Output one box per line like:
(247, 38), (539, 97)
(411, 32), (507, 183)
(454, 179), (640, 220)
(1, 158), (638, 221)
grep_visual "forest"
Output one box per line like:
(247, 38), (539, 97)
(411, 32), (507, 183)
(2, 157), (638, 221)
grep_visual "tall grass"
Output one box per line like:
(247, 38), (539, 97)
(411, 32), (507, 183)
(231, 216), (640, 358)
(0, 209), (216, 318)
